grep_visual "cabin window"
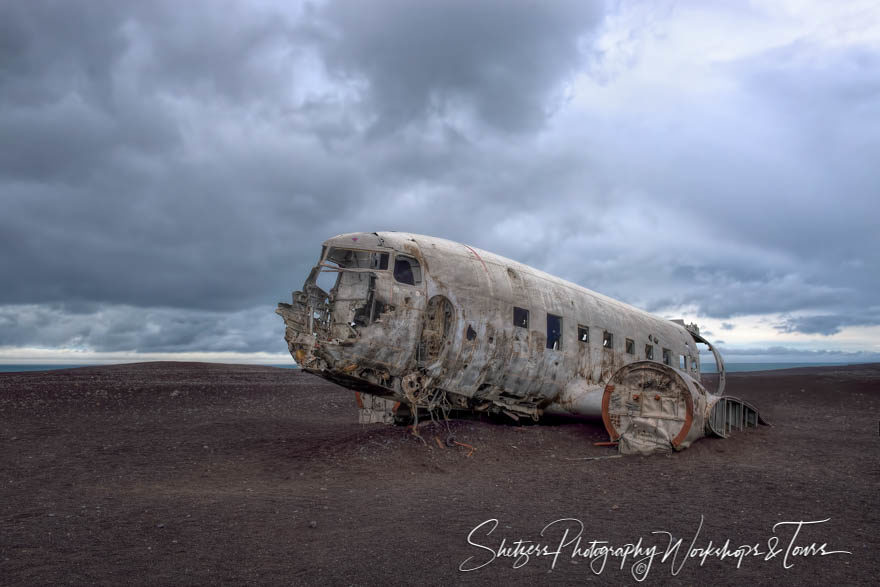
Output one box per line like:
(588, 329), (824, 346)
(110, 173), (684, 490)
(679, 355), (686, 369)
(603, 331), (613, 349)
(645, 344), (654, 360)
(625, 338), (635, 354)
(547, 314), (563, 350)
(393, 255), (422, 285)
(691, 358), (698, 372)
(513, 307), (529, 328)
(663, 348), (671, 365)
(577, 325), (590, 343)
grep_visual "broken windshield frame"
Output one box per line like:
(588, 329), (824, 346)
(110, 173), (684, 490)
(309, 247), (390, 295)
(318, 248), (389, 272)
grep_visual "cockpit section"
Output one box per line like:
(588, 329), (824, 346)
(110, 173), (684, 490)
(277, 235), (428, 383)
(298, 246), (391, 344)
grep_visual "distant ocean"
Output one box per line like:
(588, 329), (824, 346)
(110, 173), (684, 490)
(0, 362), (866, 373)
(698, 362), (855, 373)
(0, 364), (301, 373)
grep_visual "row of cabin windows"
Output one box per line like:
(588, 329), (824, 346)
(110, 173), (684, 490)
(512, 305), (696, 371)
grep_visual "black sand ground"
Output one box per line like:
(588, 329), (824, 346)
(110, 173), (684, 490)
(1, 362), (878, 585)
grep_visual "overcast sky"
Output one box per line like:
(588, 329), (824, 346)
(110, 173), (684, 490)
(2, 0), (879, 364)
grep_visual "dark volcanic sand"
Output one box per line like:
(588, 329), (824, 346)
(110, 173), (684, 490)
(1, 362), (878, 585)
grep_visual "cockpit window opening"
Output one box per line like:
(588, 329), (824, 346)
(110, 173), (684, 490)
(625, 338), (635, 354)
(679, 355), (686, 370)
(513, 307), (529, 328)
(371, 252), (389, 270)
(547, 314), (562, 350)
(325, 248), (389, 271)
(663, 348), (672, 366)
(603, 331), (613, 349)
(645, 344), (654, 360)
(393, 254), (422, 285)
(315, 257), (341, 293)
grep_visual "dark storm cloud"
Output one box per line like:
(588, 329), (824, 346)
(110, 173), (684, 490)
(0, 0), (608, 353)
(543, 39), (880, 334)
(0, 2), (878, 355)
(0, 0), (346, 313)
(775, 311), (880, 336)
(0, 304), (281, 353)
(313, 0), (603, 133)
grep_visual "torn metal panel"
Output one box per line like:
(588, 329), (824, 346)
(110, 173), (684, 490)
(601, 361), (708, 455)
(708, 396), (769, 437)
(277, 232), (765, 455)
(355, 392), (400, 424)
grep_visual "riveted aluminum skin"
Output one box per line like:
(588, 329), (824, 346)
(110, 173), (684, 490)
(277, 232), (761, 453)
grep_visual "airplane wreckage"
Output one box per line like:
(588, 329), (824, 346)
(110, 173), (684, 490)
(277, 232), (766, 455)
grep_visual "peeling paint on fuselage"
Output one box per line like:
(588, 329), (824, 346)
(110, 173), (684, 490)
(276, 231), (712, 422)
